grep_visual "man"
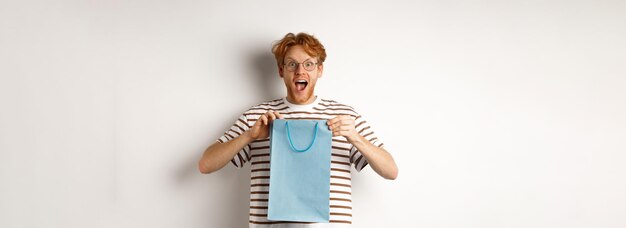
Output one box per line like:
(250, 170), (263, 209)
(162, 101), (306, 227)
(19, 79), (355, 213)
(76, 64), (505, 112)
(199, 32), (398, 227)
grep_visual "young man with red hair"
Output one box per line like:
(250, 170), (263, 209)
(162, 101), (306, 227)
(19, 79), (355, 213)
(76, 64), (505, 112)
(199, 32), (398, 227)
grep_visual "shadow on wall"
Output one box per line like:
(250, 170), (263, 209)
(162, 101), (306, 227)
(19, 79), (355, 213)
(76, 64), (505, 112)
(250, 49), (283, 100)
(175, 131), (250, 228)
(173, 47), (284, 227)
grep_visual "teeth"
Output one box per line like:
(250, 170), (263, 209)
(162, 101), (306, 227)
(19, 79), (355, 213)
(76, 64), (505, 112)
(296, 80), (307, 83)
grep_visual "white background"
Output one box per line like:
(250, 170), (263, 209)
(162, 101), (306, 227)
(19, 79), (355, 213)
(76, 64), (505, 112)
(1, 0), (625, 227)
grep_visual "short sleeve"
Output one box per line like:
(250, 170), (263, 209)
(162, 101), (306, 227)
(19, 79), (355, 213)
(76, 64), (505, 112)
(350, 114), (385, 172)
(217, 114), (252, 168)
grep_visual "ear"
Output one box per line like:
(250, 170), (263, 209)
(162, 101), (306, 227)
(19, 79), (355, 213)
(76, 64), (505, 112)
(278, 65), (284, 78)
(317, 64), (323, 78)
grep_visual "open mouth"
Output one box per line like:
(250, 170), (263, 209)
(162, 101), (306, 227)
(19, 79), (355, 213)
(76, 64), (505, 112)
(295, 79), (308, 92)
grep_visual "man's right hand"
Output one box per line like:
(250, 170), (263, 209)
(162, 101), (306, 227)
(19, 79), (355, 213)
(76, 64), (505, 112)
(246, 111), (284, 140)
(199, 110), (285, 174)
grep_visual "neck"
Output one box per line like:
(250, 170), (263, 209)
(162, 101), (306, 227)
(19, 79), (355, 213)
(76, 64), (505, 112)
(286, 94), (316, 105)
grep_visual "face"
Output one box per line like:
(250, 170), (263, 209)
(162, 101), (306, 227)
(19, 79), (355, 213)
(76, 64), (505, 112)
(279, 45), (323, 104)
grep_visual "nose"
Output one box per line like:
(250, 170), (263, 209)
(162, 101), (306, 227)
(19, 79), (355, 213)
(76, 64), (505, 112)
(295, 63), (306, 75)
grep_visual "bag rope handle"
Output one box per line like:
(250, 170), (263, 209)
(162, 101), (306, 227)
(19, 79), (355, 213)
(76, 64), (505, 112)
(285, 121), (319, 152)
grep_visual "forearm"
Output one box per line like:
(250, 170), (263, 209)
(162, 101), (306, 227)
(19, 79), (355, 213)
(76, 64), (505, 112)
(198, 132), (254, 174)
(350, 135), (398, 180)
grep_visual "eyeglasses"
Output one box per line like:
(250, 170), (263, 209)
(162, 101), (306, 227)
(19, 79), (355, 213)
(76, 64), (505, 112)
(283, 60), (318, 72)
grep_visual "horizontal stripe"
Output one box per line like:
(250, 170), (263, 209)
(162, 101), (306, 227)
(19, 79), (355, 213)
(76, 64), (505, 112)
(247, 106), (290, 112)
(251, 183), (269, 187)
(331, 168), (350, 173)
(331, 182), (351, 188)
(331, 175), (351, 181)
(250, 146), (270, 150)
(354, 155), (364, 167)
(363, 131), (374, 138)
(247, 116), (328, 122)
(354, 119), (366, 128)
(350, 151), (359, 163)
(243, 146), (251, 161)
(231, 124), (246, 134)
(250, 191), (269, 195)
(330, 197), (352, 202)
(330, 205), (352, 209)
(332, 138), (349, 144)
(237, 118), (249, 128)
(252, 176), (351, 181)
(236, 152), (245, 167)
(255, 101), (285, 107)
(282, 110), (357, 118)
(314, 102), (352, 108)
(249, 220), (314, 224)
(250, 153), (269, 159)
(332, 146), (350, 151)
(251, 168), (270, 172)
(359, 160), (369, 171)
(330, 212), (352, 217)
(249, 219), (351, 225)
(251, 161), (270, 165)
(223, 133), (233, 141)
(330, 190), (351, 195)
(358, 126), (371, 134)
(331, 161), (350, 166)
(313, 107), (355, 112)
(251, 176), (269, 180)
(329, 220), (352, 224)
(332, 153), (350, 158)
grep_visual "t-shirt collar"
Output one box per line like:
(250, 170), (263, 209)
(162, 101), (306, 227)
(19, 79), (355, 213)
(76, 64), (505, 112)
(283, 96), (319, 111)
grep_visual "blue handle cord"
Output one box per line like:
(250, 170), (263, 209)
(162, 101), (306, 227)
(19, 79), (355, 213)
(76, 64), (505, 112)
(285, 121), (319, 152)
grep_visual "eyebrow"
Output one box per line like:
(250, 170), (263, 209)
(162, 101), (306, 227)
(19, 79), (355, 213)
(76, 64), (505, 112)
(285, 57), (313, 62)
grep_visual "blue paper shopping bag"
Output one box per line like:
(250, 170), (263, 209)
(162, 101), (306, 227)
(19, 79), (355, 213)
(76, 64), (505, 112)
(267, 119), (332, 222)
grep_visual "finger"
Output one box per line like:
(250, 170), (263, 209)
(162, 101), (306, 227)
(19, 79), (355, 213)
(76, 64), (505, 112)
(253, 116), (262, 127)
(338, 125), (352, 131)
(253, 115), (263, 127)
(331, 126), (349, 134)
(328, 117), (344, 128)
(330, 119), (348, 129)
(275, 111), (284, 119)
(267, 111), (277, 121)
(261, 115), (268, 125)
(327, 116), (341, 125)
(329, 122), (340, 130)
(337, 116), (352, 124)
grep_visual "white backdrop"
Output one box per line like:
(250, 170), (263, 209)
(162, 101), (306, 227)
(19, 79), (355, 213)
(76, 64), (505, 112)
(1, 0), (625, 227)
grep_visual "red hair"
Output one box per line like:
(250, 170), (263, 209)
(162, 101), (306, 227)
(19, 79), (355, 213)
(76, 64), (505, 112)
(272, 32), (327, 67)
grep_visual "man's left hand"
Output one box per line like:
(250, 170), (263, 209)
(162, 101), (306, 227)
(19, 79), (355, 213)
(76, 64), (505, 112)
(327, 115), (360, 142)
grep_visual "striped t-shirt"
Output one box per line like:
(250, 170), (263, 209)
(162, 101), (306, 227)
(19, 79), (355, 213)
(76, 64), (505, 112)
(217, 97), (384, 227)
